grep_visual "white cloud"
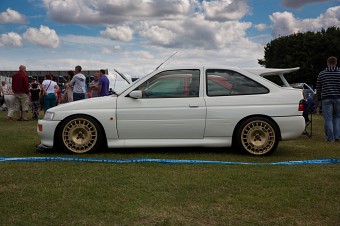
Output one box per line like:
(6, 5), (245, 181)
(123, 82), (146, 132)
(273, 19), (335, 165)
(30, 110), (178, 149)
(255, 23), (268, 31)
(0, 32), (23, 47)
(96, 0), (192, 20)
(317, 6), (340, 27)
(41, 0), (255, 51)
(270, 11), (299, 37)
(0, 8), (26, 24)
(281, 0), (333, 9)
(101, 26), (134, 42)
(270, 6), (340, 37)
(43, 0), (192, 25)
(43, 0), (100, 24)
(23, 25), (60, 48)
(201, 0), (250, 21)
(101, 46), (122, 54)
(61, 35), (113, 46)
(137, 17), (252, 50)
(139, 23), (177, 46)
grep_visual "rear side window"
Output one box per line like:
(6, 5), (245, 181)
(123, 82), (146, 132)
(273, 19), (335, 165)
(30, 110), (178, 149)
(206, 69), (269, 96)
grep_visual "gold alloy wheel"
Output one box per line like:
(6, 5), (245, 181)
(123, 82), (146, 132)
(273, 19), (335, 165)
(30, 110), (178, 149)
(62, 118), (98, 153)
(240, 120), (276, 155)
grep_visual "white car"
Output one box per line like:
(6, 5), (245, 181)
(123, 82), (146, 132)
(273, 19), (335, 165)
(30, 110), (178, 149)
(37, 66), (305, 156)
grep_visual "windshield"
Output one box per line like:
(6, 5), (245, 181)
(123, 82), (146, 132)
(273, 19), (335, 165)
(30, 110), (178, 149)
(113, 70), (155, 95)
(114, 84), (131, 95)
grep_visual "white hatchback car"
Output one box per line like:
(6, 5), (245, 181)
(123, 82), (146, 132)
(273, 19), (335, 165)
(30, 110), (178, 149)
(37, 66), (305, 156)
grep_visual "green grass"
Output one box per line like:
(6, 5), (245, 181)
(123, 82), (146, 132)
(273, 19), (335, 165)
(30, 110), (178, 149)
(0, 111), (339, 225)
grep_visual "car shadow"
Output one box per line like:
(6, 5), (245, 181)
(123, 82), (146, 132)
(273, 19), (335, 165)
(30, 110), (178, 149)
(100, 146), (243, 156)
(36, 145), (243, 156)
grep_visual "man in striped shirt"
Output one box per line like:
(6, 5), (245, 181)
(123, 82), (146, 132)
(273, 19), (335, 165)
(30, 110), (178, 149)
(316, 56), (340, 142)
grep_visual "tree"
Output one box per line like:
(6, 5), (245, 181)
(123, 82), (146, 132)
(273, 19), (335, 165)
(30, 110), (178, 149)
(258, 27), (340, 87)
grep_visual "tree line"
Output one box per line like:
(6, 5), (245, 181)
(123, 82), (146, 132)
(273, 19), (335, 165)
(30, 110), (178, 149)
(258, 26), (340, 87)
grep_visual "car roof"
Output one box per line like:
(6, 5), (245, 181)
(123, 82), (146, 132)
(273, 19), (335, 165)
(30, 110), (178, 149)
(149, 66), (300, 88)
(155, 65), (299, 75)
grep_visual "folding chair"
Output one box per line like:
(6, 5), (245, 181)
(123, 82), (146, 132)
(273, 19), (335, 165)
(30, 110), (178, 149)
(302, 99), (313, 138)
(303, 113), (312, 138)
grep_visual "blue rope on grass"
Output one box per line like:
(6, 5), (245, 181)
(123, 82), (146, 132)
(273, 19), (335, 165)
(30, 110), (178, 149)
(0, 156), (339, 165)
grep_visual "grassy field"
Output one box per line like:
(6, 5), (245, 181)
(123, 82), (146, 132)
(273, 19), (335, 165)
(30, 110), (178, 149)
(0, 111), (339, 225)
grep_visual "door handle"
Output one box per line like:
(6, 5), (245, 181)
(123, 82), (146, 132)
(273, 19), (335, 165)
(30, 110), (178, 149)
(189, 104), (199, 108)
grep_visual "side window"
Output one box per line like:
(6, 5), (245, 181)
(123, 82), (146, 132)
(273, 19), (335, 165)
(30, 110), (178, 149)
(206, 69), (269, 96)
(135, 69), (200, 98)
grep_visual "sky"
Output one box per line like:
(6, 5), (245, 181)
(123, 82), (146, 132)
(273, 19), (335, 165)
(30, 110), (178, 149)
(0, 0), (340, 79)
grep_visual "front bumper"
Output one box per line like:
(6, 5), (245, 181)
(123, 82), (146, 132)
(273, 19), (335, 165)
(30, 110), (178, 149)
(37, 119), (61, 148)
(36, 143), (54, 151)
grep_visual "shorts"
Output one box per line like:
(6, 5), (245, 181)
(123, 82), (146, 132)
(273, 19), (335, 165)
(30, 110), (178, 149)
(14, 93), (29, 111)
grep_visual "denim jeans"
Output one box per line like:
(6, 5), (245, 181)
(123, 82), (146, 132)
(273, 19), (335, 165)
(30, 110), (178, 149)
(73, 92), (85, 101)
(322, 99), (340, 141)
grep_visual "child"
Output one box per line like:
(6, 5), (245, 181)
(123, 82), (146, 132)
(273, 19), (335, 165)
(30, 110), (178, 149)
(30, 83), (40, 120)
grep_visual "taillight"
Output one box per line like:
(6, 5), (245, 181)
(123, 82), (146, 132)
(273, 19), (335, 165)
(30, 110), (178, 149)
(298, 99), (305, 111)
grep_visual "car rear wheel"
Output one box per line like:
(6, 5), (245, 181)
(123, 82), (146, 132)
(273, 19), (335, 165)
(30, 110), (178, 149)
(59, 115), (103, 154)
(235, 117), (279, 156)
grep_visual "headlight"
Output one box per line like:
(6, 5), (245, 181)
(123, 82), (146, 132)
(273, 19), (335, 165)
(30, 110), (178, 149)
(44, 111), (55, 120)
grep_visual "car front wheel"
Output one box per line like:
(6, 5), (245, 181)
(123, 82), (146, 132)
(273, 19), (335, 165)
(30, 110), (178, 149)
(59, 115), (103, 154)
(235, 117), (279, 156)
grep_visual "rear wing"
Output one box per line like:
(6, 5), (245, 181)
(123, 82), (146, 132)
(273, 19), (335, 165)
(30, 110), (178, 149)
(244, 67), (300, 87)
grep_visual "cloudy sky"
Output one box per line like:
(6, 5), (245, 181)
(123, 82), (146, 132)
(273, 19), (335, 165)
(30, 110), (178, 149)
(0, 0), (339, 78)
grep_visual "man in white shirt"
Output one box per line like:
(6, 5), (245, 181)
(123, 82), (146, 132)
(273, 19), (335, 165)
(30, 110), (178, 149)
(70, 65), (86, 101)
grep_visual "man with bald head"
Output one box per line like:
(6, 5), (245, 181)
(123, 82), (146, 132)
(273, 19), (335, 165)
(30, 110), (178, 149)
(12, 65), (30, 121)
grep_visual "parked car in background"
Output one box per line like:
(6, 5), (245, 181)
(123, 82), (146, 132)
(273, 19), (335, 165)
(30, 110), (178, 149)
(290, 83), (316, 98)
(37, 66), (305, 156)
(290, 83), (317, 114)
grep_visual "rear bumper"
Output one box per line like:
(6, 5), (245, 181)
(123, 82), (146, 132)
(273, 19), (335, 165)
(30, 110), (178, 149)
(273, 116), (305, 140)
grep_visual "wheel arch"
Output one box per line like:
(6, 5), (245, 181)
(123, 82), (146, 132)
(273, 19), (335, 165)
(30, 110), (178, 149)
(54, 113), (108, 150)
(232, 114), (282, 145)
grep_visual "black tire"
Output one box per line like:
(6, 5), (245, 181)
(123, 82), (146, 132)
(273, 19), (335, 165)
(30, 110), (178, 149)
(235, 117), (279, 156)
(59, 115), (103, 154)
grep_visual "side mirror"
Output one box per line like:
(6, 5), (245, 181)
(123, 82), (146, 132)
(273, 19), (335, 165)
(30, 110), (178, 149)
(129, 90), (142, 99)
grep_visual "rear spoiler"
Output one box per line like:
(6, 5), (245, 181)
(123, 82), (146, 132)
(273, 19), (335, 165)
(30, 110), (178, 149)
(244, 67), (300, 87)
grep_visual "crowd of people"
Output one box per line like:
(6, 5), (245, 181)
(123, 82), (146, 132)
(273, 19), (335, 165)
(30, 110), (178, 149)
(0, 65), (111, 121)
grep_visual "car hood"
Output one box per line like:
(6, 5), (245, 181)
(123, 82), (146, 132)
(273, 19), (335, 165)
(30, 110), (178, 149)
(50, 96), (117, 112)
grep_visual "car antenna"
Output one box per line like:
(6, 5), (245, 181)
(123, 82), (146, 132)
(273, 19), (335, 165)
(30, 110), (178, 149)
(154, 51), (178, 71)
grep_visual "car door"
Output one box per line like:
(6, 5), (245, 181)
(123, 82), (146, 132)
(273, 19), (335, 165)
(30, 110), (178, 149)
(116, 69), (206, 139)
(204, 69), (270, 137)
